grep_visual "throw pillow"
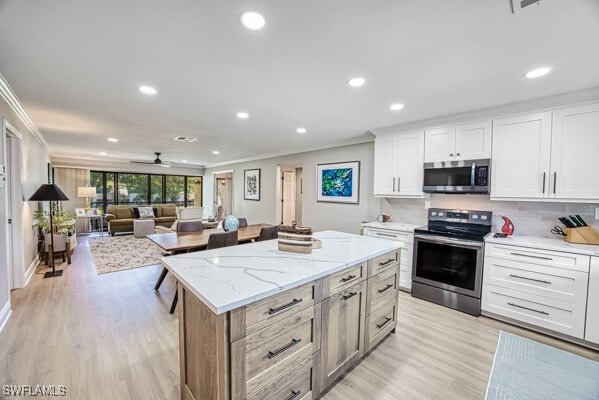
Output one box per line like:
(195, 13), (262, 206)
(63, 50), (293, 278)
(115, 208), (133, 219)
(153, 207), (159, 217)
(162, 206), (177, 217)
(138, 207), (155, 219)
(132, 207), (141, 219)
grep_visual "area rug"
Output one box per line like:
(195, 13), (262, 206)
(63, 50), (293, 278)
(88, 235), (165, 275)
(485, 331), (599, 399)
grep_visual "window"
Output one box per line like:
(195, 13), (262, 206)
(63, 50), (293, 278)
(90, 171), (202, 212)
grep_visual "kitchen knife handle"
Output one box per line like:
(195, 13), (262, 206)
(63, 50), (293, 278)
(542, 172), (546, 194)
(569, 216), (582, 227)
(575, 215), (588, 226)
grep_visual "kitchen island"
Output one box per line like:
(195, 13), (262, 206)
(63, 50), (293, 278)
(161, 230), (403, 400)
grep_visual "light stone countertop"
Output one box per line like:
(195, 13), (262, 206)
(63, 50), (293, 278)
(485, 234), (599, 257)
(160, 230), (403, 314)
(361, 221), (423, 232)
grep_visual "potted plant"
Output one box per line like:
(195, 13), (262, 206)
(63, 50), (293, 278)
(33, 203), (75, 253)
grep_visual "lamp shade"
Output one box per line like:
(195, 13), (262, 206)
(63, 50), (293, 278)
(28, 184), (69, 201)
(77, 186), (96, 198)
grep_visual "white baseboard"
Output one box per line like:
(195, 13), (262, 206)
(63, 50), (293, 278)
(24, 256), (40, 287)
(0, 301), (12, 334)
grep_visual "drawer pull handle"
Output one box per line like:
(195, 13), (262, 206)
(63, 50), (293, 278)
(267, 338), (302, 360)
(507, 302), (549, 316)
(342, 292), (357, 300)
(376, 317), (393, 329)
(377, 284), (394, 294)
(379, 259), (395, 267)
(509, 274), (552, 285)
(510, 252), (553, 261)
(376, 232), (397, 238)
(340, 274), (357, 283)
(269, 298), (303, 315)
(287, 390), (302, 400)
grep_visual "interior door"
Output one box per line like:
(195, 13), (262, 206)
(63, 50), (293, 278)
(281, 171), (296, 225)
(424, 126), (455, 162)
(550, 103), (599, 200)
(373, 136), (397, 196)
(397, 131), (425, 196)
(454, 120), (492, 161)
(490, 112), (552, 199)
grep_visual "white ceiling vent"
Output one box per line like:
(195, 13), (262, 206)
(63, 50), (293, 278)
(511, 0), (543, 14)
(174, 136), (197, 143)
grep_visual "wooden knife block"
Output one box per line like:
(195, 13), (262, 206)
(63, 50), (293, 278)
(564, 226), (599, 245)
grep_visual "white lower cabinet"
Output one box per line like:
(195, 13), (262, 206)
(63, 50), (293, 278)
(482, 243), (590, 340)
(363, 227), (414, 291)
(585, 257), (599, 345)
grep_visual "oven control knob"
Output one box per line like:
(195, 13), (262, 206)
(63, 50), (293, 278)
(431, 212), (437, 216)
(472, 215), (479, 219)
(481, 215), (488, 220)
(438, 212), (444, 217)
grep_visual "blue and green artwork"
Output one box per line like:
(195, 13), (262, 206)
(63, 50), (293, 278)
(321, 168), (353, 197)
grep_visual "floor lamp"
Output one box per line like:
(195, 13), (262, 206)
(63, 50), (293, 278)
(29, 184), (69, 278)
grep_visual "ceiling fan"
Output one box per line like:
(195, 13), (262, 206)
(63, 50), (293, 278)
(130, 152), (172, 168)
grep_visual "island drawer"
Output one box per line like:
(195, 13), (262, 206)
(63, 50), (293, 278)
(368, 250), (400, 277)
(233, 280), (321, 340)
(246, 356), (314, 400)
(364, 296), (397, 352)
(483, 256), (589, 305)
(366, 267), (398, 316)
(328, 262), (367, 295)
(231, 305), (321, 399)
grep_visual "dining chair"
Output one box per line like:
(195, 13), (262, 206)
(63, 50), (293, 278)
(257, 225), (279, 241)
(176, 220), (204, 233)
(238, 218), (248, 228)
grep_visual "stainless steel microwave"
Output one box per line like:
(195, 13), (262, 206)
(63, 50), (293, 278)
(422, 159), (489, 194)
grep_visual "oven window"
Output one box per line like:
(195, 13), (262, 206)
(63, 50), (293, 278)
(423, 167), (471, 186)
(415, 241), (478, 291)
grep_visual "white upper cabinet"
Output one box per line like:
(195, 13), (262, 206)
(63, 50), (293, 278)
(373, 131), (424, 197)
(424, 127), (455, 162)
(491, 112), (552, 199)
(550, 103), (599, 200)
(455, 120), (492, 161)
(424, 121), (491, 162)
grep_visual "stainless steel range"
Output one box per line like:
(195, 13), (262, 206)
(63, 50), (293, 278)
(411, 208), (493, 316)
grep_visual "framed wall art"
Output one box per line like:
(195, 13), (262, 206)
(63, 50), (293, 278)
(316, 161), (360, 204)
(244, 168), (261, 201)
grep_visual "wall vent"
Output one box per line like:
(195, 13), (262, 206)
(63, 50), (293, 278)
(174, 136), (197, 143)
(511, 0), (543, 14)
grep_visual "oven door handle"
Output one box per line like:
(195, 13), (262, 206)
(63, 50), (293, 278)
(414, 234), (484, 249)
(471, 162), (476, 190)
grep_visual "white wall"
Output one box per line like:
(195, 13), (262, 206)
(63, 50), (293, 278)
(203, 142), (379, 234)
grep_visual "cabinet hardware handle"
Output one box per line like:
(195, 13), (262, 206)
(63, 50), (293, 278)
(509, 252), (553, 261)
(340, 274), (357, 283)
(509, 274), (552, 285)
(456, 153), (461, 156)
(377, 284), (394, 294)
(542, 172), (546, 194)
(269, 298), (303, 315)
(507, 302), (549, 316)
(375, 232), (397, 238)
(287, 390), (302, 400)
(397, 177), (401, 191)
(342, 292), (357, 300)
(267, 338), (302, 359)
(393, 177), (396, 192)
(450, 153), (454, 157)
(379, 259), (395, 267)
(553, 172), (557, 194)
(376, 317), (393, 329)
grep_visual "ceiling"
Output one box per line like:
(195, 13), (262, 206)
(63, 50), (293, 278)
(1, 0), (599, 167)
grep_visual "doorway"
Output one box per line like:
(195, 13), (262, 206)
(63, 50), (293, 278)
(1, 119), (25, 292)
(278, 165), (303, 226)
(213, 171), (233, 218)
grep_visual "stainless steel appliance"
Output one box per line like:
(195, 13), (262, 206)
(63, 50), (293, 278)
(423, 159), (489, 194)
(411, 208), (493, 315)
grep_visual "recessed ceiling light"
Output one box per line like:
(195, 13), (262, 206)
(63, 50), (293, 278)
(182, 160), (188, 163)
(348, 77), (365, 87)
(212, 150), (220, 155)
(525, 67), (551, 79)
(139, 85), (157, 95)
(236, 112), (249, 119)
(107, 137), (119, 142)
(99, 152), (107, 156)
(390, 103), (405, 111)
(240, 11), (266, 30)
(296, 128), (307, 134)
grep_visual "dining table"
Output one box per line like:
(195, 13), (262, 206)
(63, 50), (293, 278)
(146, 223), (272, 253)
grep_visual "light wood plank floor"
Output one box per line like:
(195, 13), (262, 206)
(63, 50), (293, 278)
(1, 234), (597, 400)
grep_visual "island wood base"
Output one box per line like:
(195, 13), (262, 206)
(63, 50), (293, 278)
(178, 249), (401, 400)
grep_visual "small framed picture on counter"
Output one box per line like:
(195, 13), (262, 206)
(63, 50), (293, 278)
(316, 161), (360, 204)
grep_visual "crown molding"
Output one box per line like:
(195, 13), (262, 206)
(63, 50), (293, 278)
(0, 73), (51, 152)
(372, 86), (599, 136)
